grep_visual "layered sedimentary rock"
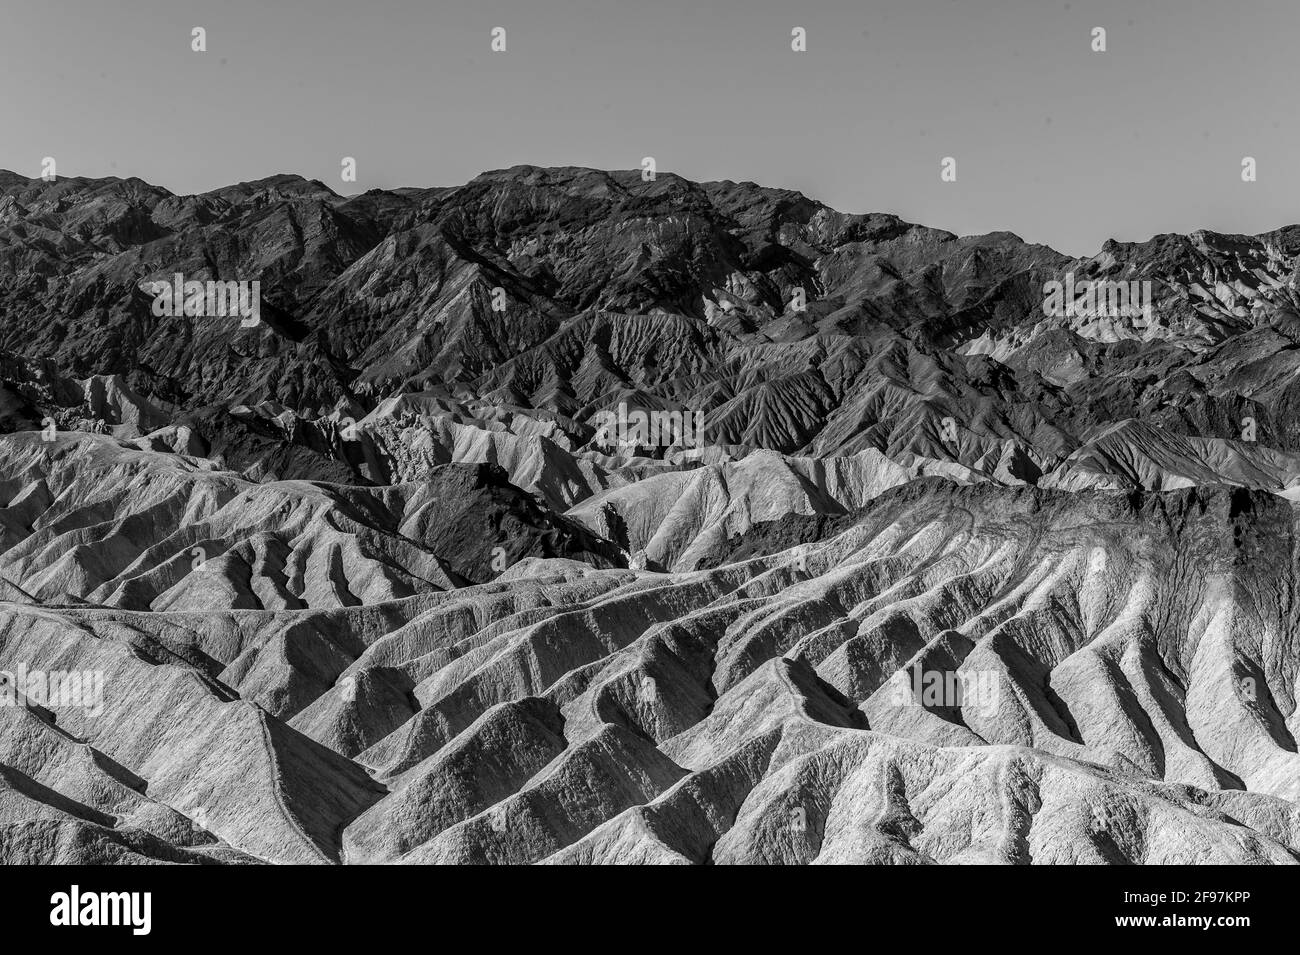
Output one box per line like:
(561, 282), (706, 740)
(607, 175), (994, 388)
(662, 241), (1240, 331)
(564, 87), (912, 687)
(3, 165), (1300, 863)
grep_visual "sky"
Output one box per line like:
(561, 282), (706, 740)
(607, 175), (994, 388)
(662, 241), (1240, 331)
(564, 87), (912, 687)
(2, 0), (1297, 255)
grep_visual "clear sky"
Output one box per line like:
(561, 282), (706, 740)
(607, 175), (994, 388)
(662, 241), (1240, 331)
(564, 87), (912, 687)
(3, 0), (1297, 255)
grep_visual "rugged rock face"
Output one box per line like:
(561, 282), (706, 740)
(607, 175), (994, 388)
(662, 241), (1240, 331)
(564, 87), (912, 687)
(2, 165), (1300, 864)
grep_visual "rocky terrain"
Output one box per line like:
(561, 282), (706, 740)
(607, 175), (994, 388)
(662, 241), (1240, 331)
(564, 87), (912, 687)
(2, 165), (1300, 863)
